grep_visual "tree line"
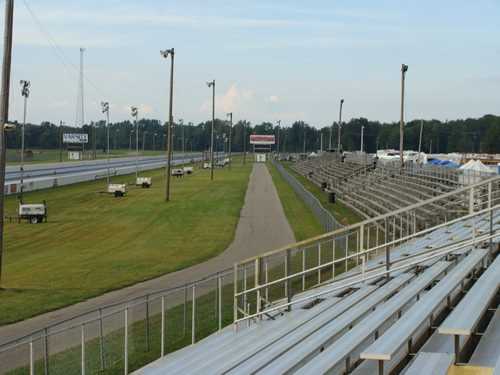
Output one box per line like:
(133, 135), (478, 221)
(5, 114), (500, 155)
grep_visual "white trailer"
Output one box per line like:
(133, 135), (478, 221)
(171, 169), (184, 177)
(19, 203), (47, 224)
(136, 177), (152, 188)
(183, 166), (194, 175)
(107, 184), (127, 197)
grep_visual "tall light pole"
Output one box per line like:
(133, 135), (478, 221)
(0, 0), (14, 285)
(59, 121), (64, 162)
(131, 106), (139, 180)
(161, 48), (174, 201)
(207, 80), (215, 180)
(360, 125), (365, 153)
(418, 119), (423, 164)
(303, 124), (306, 154)
(180, 118), (185, 159)
(226, 112), (232, 169)
(337, 98), (344, 156)
(329, 122), (333, 151)
(400, 64), (408, 169)
(129, 129), (133, 152)
(243, 121), (247, 164)
(276, 120), (281, 158)
(19, 80), (30, 201)
(101, 101), (110, 185)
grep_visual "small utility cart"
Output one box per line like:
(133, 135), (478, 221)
(171, 168), (184, 178)
(183, 166), (194, 175)
(107, 184), (127, 197)
(136, 177), (152, 188)
(19, 201), (47, 224)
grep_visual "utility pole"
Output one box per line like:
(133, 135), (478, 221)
(101, 102), (110, 185)
(207, 80), (215, 180)
(400, 64), (408, 169)
(337, 99), (344, 156)
(227, 113), (233, 169)
(19, 80), (30, 201)
(0, 0), (14, 285)
(131, 106), (139, 180)
(161, 48), (174, 201)
(418, 119), (423, 164)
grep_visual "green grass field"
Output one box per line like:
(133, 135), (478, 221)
(267, 162), (323, 241)
(0, 159), (252, 325)
(282, 162), (363, 226)
(6, 148), (169, 165)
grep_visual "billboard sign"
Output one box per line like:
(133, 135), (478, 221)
(250, 135), (275, 145)
(63, 133), (88, 144)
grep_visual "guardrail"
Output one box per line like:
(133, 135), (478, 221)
(233, 175), (500, 328)
(3, 156), (204, 196)
(270, 159), (341, 233)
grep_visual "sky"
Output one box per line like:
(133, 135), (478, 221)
(2, 0), (500, 127)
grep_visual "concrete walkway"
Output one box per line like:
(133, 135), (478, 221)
(0, 163), (295, 346)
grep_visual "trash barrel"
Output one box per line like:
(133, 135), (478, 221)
(328, 192), (336, 204)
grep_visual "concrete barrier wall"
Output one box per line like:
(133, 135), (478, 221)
(4, 158), (201, 195)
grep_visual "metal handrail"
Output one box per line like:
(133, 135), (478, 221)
(234, 225), (499, 326)
(234, 205), (499, 299)
(0, 266), (234, 351)
(235, 175), (500, 265)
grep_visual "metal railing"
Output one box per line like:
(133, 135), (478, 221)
(0, 267), (241, 374)
(271, 159), (341, 233)
(233, 175), (500, 327)
(233, 217), (500, 326)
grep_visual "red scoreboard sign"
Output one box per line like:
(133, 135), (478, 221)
(250, 135), (276, 145)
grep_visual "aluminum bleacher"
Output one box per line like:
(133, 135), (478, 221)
(123, 174), (500, 374)
(135, 204), (500, 374)
(402, 352), (454, 375)
(290, 153), (489, 232)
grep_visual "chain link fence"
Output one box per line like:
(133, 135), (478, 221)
(271, 158), (341, 233)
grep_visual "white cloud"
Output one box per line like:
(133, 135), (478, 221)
(200, 84), (254, 115)
(267, 95), (279, 103)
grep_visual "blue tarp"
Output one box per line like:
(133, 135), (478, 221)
(428, 159), (460, 168)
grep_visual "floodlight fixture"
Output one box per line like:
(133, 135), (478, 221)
(20, 80), (30, 98)
(101, 101), (109, 114)
(161, 48), (174, 59)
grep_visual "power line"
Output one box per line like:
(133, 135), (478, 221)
(22, 0), (110, 108)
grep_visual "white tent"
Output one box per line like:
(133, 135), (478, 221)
(459, 160), (495, 185)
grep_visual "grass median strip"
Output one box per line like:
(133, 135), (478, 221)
(281, 161), (362, 226)
(0, 159), (252, 325)
(267, 162), (323, 241)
